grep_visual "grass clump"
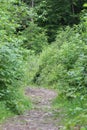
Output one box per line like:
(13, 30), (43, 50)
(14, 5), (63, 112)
(0, 102), (14, 123)
(53, 93), (87, 130)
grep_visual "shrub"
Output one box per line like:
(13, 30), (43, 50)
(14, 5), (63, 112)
(32, 23), (87, 127)
(0, 43), (31, 114)
(0, 0), (32, 115)
(33, 25), (87, 94)
(21, 22), (48, 53)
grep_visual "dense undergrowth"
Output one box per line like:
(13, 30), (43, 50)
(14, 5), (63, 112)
(0, 0), (47, 122)
(0, 0), (30, 121)
(1, 0), (87, 129)
(30, 11), (87, 129)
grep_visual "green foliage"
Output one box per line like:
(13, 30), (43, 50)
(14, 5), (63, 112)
(6, 87), (32, 114)
(0, 0), (47, 54)
(0, 42), (31, 114)
(0, 0), (47, 120)
(21, 22), (48, 53)
(27, 53), (40, 84)
(83, 3), (87, 7)
(33, 23), (87, 94)
(34, 0), (86, 42)
(0, 0), (30, 43)
(0, 0), (32, 119)
(0, 0), (87, 126)
(0, 101), (14, 123)
(32, 13), (87, 127)
(53, 94), (87, 130)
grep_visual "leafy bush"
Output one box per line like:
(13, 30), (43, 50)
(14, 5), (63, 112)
(21, 22), (48, 53)
(32, 18), (87, 127)
(33, 24), (87, 94)
(0, 0), (32, 116)
(0, 43), (31, 114)
(0, 0), (30, 44)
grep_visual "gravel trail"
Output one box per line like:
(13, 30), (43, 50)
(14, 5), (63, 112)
(1, 87), (61, 130)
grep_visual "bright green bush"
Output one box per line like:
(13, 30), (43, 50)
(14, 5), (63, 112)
(0, 0), (47, 117)
(0, 0), (30, 44)
(0, 0), (32, 116)
(0, 43), (31, 114)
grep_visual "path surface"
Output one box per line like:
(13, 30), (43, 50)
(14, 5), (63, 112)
(1, 87), (62, 130)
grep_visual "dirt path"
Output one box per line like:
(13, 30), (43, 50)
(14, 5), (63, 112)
(1, 87), (62, 130)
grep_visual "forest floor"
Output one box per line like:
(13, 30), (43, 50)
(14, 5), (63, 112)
(0, 87), (63, 130)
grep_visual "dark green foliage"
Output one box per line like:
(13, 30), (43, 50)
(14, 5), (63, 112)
(21, 22), (48, 53)
(34, 0), (86, 42)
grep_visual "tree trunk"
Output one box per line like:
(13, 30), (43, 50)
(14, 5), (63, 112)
(31, 0), (34, 8)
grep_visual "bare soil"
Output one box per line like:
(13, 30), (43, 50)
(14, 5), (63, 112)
(1, 87), (62, 130)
